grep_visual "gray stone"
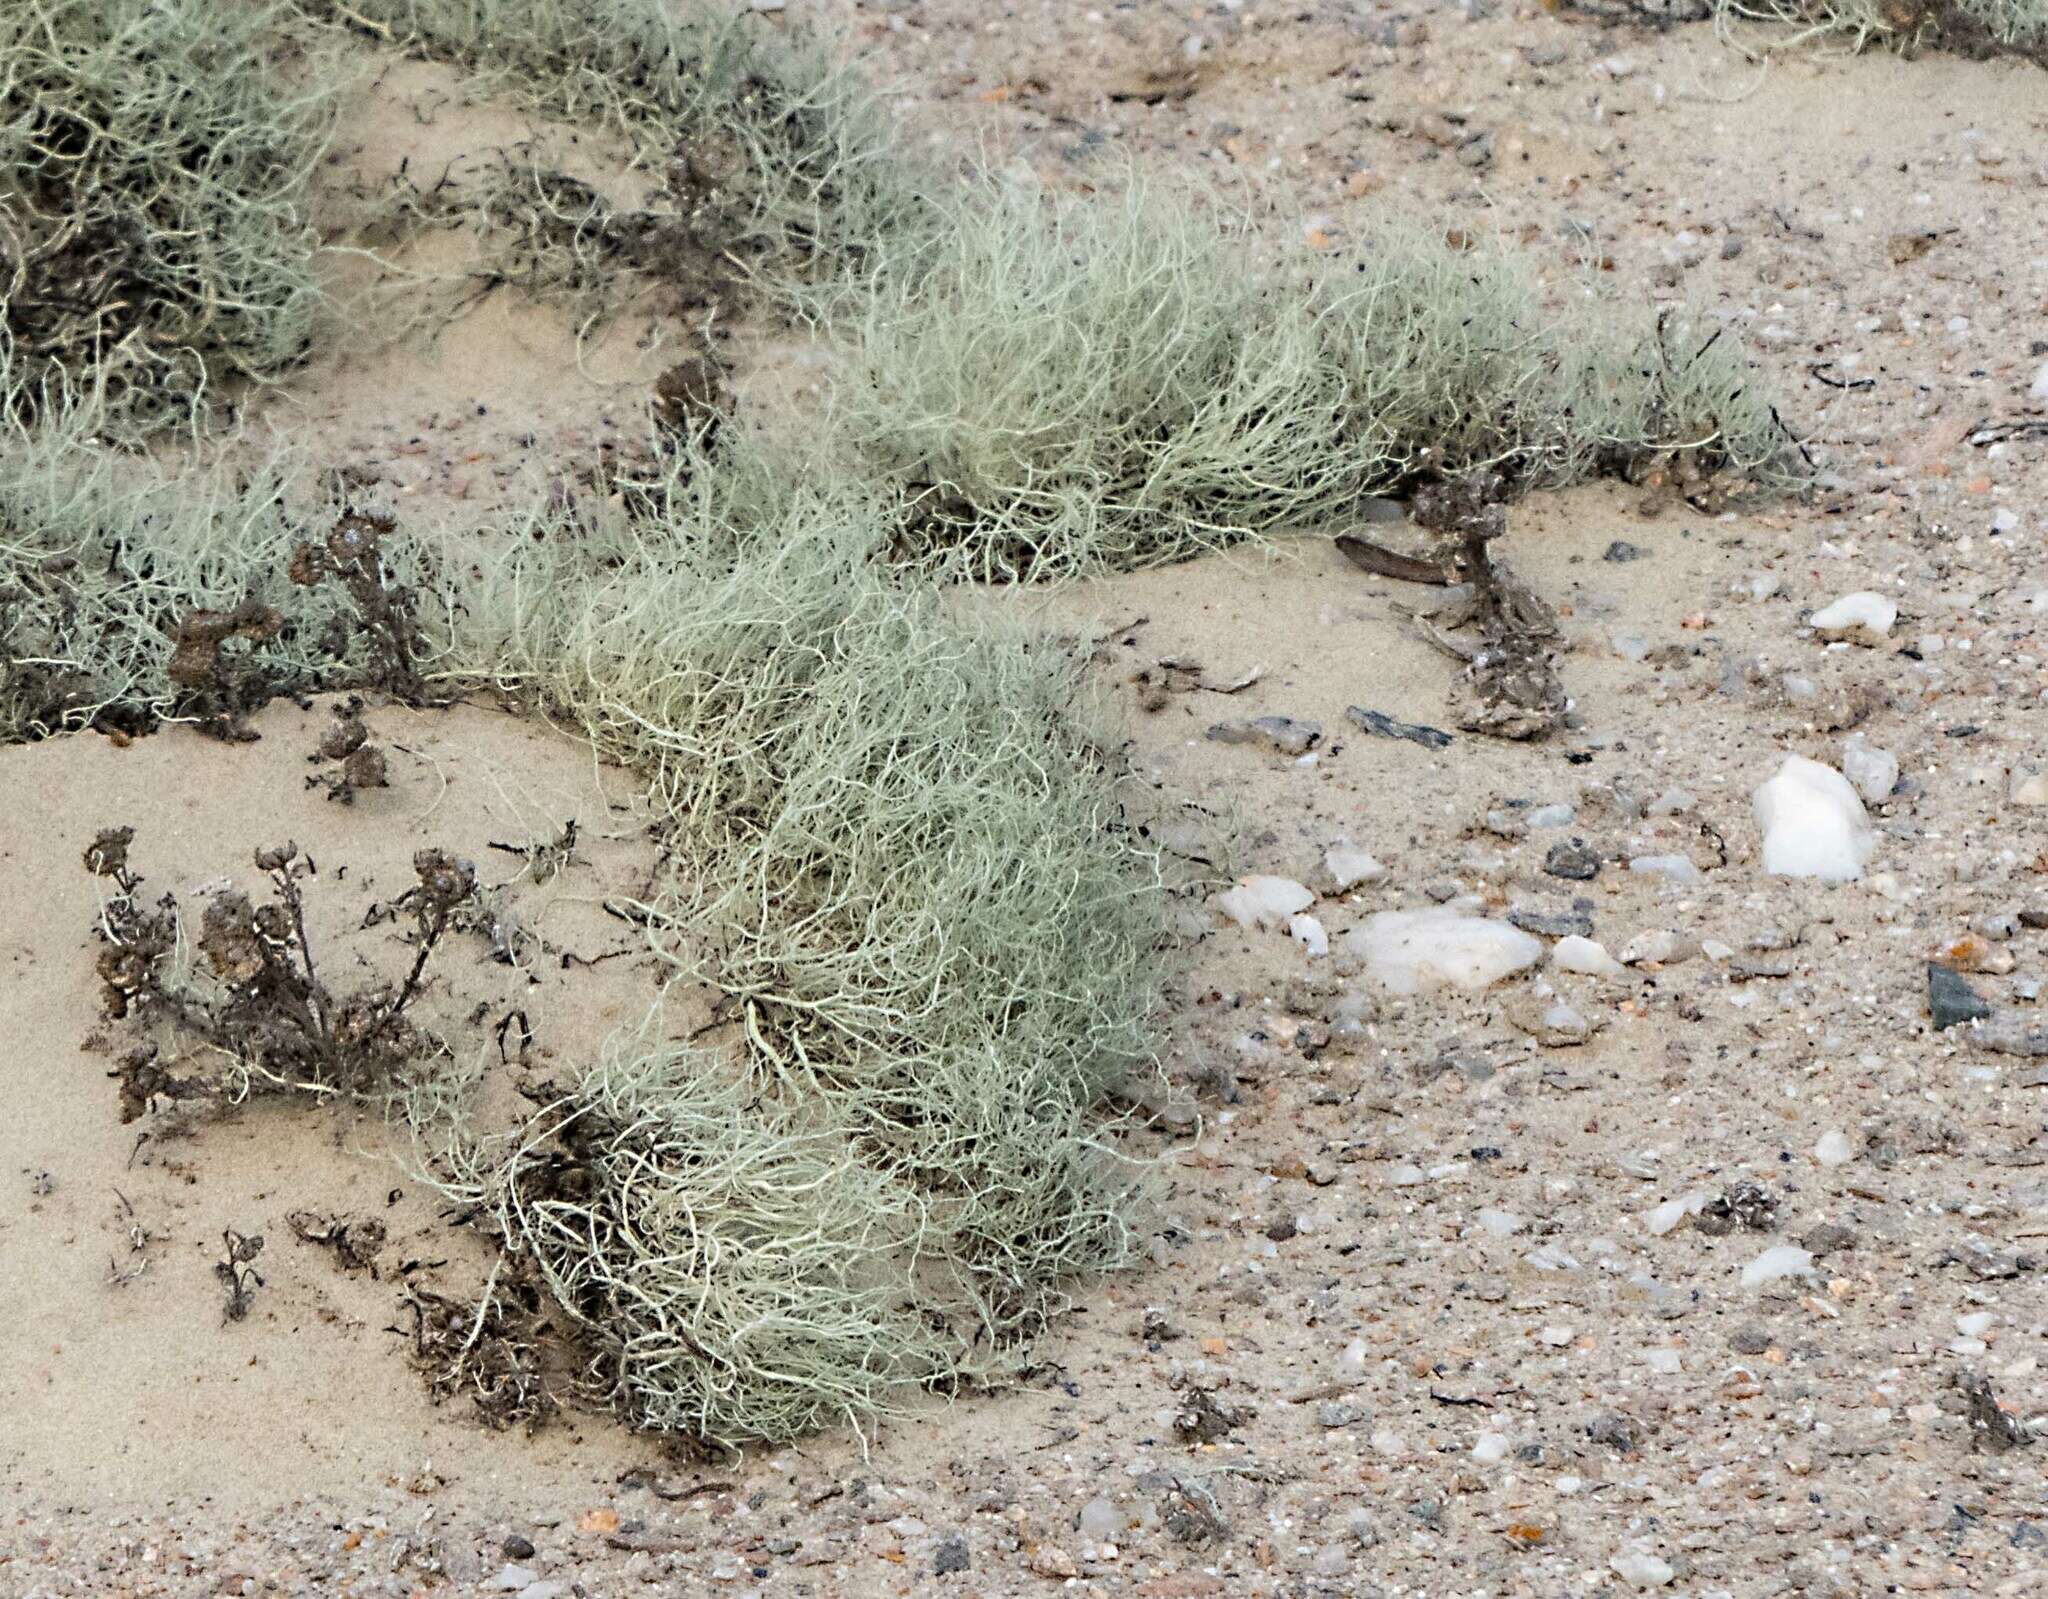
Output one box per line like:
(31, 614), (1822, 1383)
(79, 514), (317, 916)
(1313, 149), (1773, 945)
(933, 1531), (971, 1575)
(1509, 904), (1594, 939)
(1930, 963), (1992, 1031)
(1208, 716), (1322, 757)
(1801, 1223), (1857, 1256)
(1543, 839), (1602, 881)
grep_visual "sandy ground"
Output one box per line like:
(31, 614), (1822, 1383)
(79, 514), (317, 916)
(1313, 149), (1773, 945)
(5, 3), (2048, 1596)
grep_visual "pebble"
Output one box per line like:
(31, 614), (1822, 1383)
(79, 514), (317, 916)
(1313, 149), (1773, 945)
(1216, 875), (1314, 930)
(1841, 734), (1899, 805)
(1942, 933), (2015, 975)
(1544, 838), (1602, 880)
(1740, 1244), (1815, 1288)
(1311, 1543), (1351, 1577)
(932, 1530), (971, 1574)
(1644, 1191), (1706, 1236)
(1801, 1222), (1857, 1256)
(1552, 935), (1624, 977)
(2010, 771), (2048, 807)
(1077, 1497), (1122, 1542)
(1967, 1014), (2048, 1056)
(1472, 1432), (1510, 1463)
(1323, 840), (1388, 890)
(1973, 910), (2019, 941)
(1929, 962), (1992, 1030)
(1813, 1129), (1853, 1167)
(1208, 715), (1321, 756)
(1620, 929), (1697, 967)
(490, 1569), (537, 1593)
(1029, 1546), (1078, 1578)
(1507, 989), (1593, 1045)
(1810, 590), (1898, 645)
(1754, 755), (1874, 881)
(1344, 907), (1542, 994)
(1509, 904), (1595, 938)
(1611, 1551), (1677, 1589)
(1628, 854), (1701, 883)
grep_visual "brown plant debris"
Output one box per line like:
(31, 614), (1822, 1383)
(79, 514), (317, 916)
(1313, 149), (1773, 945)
(288, 511), (436, 704)
(306, 697), (390, 804)
(85, 833), (479, 1109)
(214, 1227), (266, 1322)
(1402, 472), (1567, 741)
(397, 1277), (559, 1432)
(287, 1210), (389, 1275)
(166, 600), (286, 742)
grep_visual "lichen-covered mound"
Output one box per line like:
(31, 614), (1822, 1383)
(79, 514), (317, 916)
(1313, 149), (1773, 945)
(831, 178), (1803, 582)
(0, 0), (336, 430)
(430, 448), (1162, 1442)
(1716, 0), (2048, 63)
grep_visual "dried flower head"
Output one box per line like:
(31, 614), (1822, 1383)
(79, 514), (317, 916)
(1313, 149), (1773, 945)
(326, 509), (395, 568)
(198, 892), (265, 984)
(318, 708), (368, 762)
(83, 825), (135, 880)
(341, 745), (389, 792)
(253, 842), (298, 873)
(413, 849), (477, 911)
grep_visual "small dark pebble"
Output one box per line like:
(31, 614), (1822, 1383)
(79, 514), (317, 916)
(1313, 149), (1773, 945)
(1346, 705), (1454, 749)
(1265, 1215), (1298, 1242)
(502, 1535), (537, 1561)
(1801, 1222), (1857, 1256)
(1415, 1047), (1498, 1085)
(1586, 1413), (1638, 1454)
(933, 1531), (972, 1575)
(1928, 962), (1992, 1031)
(1542, 839), (1602, 882)
(1603, 540), (1647, 563)
(1509, 905), (1595, 938)
(1729, 1325), (1774, 1356)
